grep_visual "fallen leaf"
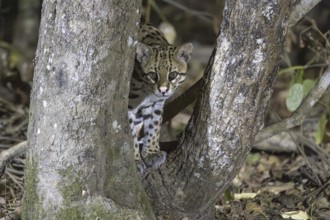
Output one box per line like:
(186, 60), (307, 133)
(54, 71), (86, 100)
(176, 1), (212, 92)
(234, 193), (258, 200)
(281, 210), (309, 220)
(245, 201), (263, 213)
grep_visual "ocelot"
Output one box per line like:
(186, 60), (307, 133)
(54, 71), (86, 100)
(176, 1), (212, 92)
(128, 23), (193, 172)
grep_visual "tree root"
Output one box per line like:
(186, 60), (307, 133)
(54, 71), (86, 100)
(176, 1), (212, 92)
(0, 141), (27, 176)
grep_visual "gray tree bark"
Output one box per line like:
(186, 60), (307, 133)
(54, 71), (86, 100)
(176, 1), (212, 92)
(23, 0), (154, 219)
(23, 0), (298, 219)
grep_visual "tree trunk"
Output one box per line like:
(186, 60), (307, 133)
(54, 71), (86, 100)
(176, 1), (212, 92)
(22, 0), (155, 219)
(144, 0), (297, 219)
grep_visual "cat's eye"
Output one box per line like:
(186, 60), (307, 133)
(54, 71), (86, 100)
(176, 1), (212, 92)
(168, 71), (178, 81)
(148, 72), (158, 81)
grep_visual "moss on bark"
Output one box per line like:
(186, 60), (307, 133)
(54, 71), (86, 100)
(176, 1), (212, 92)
(22, 156), (44, 219)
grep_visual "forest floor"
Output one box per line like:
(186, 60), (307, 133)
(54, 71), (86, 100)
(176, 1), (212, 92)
(215, 147), (330, 219)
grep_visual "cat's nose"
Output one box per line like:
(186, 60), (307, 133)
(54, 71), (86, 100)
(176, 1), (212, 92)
(159, 86), (169, 95)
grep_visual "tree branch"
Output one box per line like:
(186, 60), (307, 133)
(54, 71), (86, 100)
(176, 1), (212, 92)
(287, 0), (322, 27)
(255, 66), (330, 143)
(163, 75), (202, 123)
(161, 0), (213, 24)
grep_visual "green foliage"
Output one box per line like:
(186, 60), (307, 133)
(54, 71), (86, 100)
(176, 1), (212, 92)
(223, 189), (234, 203)
(283, 67), (317, 112)
(302, 79), (316, 97)
(314, 113), (328, 144)
(246, 153), (261, 166)
(282, 66), (329, 144)
(286, 83), (304, 112)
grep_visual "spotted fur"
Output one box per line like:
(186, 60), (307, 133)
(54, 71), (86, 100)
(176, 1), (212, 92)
(128, 23), (193, 172)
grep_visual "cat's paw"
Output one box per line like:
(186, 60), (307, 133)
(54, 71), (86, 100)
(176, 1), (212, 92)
(135, 160), (146, 174)
(143, 151), (167, 169)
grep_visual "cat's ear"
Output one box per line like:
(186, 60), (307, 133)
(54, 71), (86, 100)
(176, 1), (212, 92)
(175, 43), (193, 63)
(136, 42), (152, 64)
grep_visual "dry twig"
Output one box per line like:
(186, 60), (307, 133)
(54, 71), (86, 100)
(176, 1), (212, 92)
(162, 0), (213, 24)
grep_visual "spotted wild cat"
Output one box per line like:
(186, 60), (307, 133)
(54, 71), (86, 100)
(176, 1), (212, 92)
(128, 23), (193, 172)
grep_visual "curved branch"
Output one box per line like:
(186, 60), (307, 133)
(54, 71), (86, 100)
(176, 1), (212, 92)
(163, 79), (202, 123)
